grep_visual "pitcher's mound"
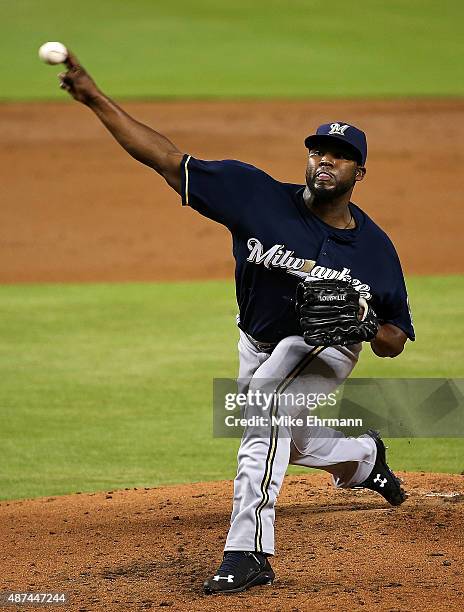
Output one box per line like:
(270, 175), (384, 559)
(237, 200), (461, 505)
(1, 473), (463, 611)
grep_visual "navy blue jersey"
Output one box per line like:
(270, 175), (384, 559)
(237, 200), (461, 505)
(180, 155), (415, 344)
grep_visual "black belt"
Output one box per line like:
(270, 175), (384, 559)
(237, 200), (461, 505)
(245, 333), (278, 353)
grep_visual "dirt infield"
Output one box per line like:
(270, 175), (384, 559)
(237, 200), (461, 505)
(1, 473), (463, 612)
(1, 98), (463, 283)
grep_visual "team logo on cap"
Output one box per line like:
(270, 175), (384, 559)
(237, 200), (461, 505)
(328, 123), (350, 136)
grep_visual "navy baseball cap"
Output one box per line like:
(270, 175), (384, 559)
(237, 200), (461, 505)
(304, 122), (367, 165)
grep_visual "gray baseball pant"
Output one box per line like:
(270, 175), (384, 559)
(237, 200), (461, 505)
(224, 330), (376, 555)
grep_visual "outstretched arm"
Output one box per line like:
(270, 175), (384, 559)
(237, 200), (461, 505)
(59, 51), (183, 193)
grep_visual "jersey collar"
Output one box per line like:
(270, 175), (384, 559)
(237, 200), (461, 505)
(293, 186), (364, 243)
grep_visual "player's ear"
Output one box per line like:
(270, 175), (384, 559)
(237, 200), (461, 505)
(355, 166), (366, 182)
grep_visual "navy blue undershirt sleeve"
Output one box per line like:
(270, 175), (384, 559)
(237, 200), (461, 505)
(376, 252), (415, 341)
(180, 154), (267, 231)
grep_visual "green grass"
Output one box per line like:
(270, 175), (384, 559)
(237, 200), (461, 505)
(0, 0), (463, 100)
(0, 276), (462, 501)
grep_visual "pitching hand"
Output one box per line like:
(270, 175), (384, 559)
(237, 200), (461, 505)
(58, 52), (101, 105)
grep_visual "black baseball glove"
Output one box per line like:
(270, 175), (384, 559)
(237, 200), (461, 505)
(295, 279), (378, 347)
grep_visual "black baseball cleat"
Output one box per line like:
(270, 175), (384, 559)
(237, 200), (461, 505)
(354, 429), (406, 506)
(203, 551), (275, 594)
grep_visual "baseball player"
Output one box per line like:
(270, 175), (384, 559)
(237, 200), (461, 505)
(59, 52), (415, 595)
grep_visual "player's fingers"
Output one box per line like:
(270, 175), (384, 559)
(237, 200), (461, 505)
(358, 297), (368, 321)
(65, 50), (80, 70)
(58, 71), (75, 84)
(57, 73), (72, 91)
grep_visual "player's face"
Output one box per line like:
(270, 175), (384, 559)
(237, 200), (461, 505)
(306, 143), (366, 200)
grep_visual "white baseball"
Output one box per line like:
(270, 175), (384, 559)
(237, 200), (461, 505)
(38, 41), (68, 65)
